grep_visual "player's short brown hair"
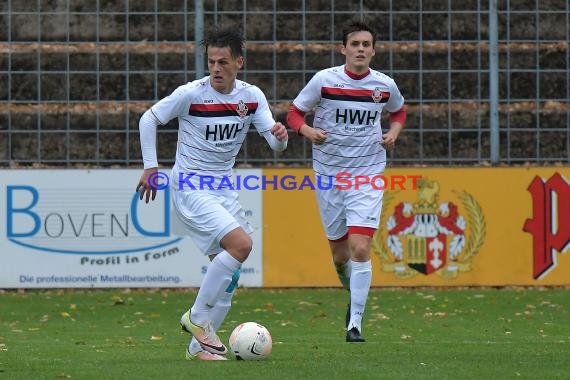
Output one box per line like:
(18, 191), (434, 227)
(342, 20), (376, 47)
(201, 27), (245, 58)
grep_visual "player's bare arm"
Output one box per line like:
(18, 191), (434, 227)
(136, 167), (158, 204)
(381, 106), (407, 149)
(286, 105), (327, 145)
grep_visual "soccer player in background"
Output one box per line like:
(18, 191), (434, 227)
(136, 27), (288, 360)
(286, 20), (406, 342)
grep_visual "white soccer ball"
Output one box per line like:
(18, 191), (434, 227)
(229, 322), (272, 360)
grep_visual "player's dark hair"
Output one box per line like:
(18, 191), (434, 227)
(201, 27), (245, 58)
(342, 20), (376, 47)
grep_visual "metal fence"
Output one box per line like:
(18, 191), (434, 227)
(1, 0), (568, 167)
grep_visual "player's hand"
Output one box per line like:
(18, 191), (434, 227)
(381, 123), (403, 150)
(301, 126), (327, 145)
(271, 122), (289, 142)
(381, 130), (398, 150)
(136, 167), (158, 204)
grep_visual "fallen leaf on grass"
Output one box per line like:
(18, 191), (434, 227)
(311, 310), (327, 318)
(298, 301), (319, 307)
(371, 313), (390, 320)
(112, 296), (125, 305)
(150, 336), (162, 341)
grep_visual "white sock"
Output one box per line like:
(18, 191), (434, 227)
(211, 268), (240, 330)
(190, 250), (241, 326)
(335, 260), (352, 291)
(348, 260), (372, 332)
(188, 269), (239, 354)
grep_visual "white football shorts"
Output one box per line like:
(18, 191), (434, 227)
(315, 181), (384, 240)
(171, 188), (253, 255)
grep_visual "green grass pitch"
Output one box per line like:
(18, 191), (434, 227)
(1, 287), (569, 379)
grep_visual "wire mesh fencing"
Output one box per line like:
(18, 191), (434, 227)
(1, 0), (568, 167)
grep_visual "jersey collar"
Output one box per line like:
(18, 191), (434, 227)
(344, 65), (370, 80)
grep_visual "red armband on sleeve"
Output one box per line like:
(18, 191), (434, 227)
(286, 105), (307, 133)
(389, 106), (407, 126)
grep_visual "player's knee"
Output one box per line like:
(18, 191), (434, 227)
(331, 243), (350, 265)
(332, 253), (350, 267)
(241, 235), (253, 253)
(351, 245), (371, 262)
(232, 236), (253, 261)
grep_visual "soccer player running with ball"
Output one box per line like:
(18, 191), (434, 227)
(137, 27), (288, 360)
(286, 20), (406, 342)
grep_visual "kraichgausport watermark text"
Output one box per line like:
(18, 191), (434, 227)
(147, 171), (422, 191)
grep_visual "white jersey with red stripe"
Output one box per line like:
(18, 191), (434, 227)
(292, 65), (405, 180)
(150, 77), (276, 189)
